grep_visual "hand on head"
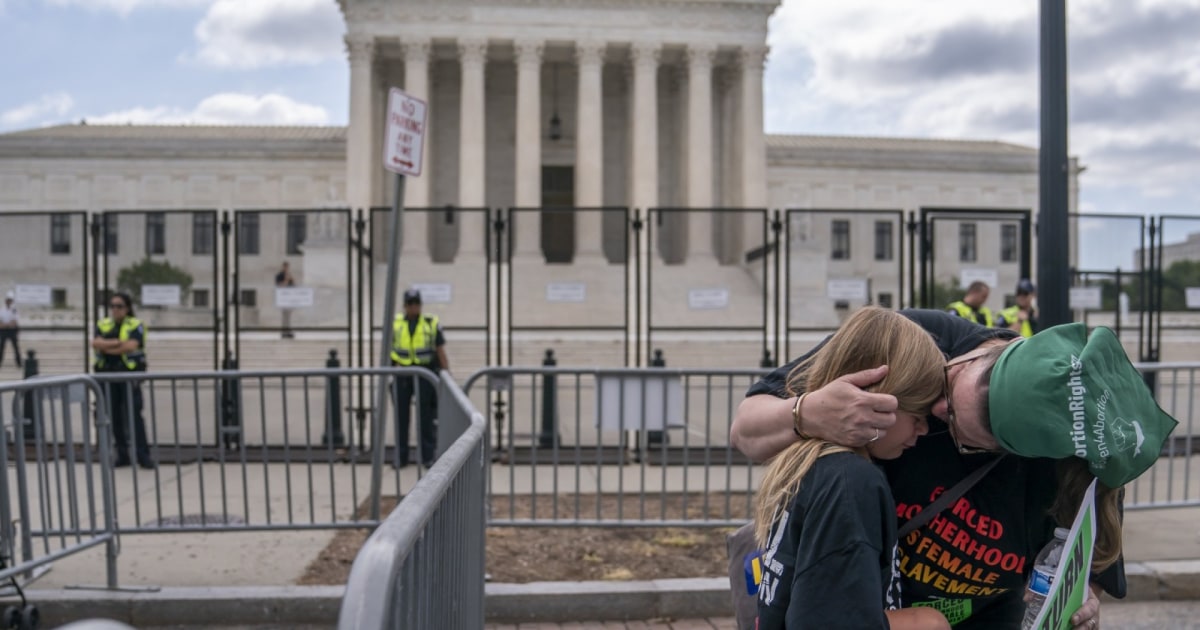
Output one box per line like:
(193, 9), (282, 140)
(806, 365), (898, 447)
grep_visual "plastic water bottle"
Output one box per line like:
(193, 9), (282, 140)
(1021, 527), (1070, 629)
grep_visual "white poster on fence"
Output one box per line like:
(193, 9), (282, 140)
(275, 286), (315, 309)
(595, 374), (685, 432)
(14, 284), (52, 306)
(1186, 288), (1200, 309)
(960, 268), (998, 288)
(411, 282), (452, 304)
(1069, 286), (1102, 310)
(142, 284), (181, 307)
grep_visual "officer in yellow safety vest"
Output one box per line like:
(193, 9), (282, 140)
(91, 291), (154, 469)
(998, 278), (1038, 338)
(390, 288), (450, 469)
(946, 280), (995, 327)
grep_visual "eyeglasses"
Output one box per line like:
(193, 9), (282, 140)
(109, 303), (127, 310)
(943, 353), (995, 456)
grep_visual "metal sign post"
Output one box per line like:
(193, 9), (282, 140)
(370, 88), (428, 519)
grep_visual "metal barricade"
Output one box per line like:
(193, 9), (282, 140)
(88, 367), (442, 534)
(464, 366), (770, 527)
(339, 370), (487, 630)
(1129, 361), (1200, 509)
(0, 375), (118, 588)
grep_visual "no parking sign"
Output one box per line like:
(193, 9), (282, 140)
(383, 88), (427, 177)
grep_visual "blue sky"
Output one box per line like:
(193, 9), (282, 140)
(2, 0), (1198, 270)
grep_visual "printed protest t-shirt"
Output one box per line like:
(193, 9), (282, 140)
(883, 430), (1057, 627)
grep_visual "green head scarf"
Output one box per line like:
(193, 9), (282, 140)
(988, 323), (1178, 487)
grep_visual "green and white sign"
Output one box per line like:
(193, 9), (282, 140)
(1028, 479), (1096, 630)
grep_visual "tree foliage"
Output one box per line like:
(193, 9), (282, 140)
(923, 277), (962, 310)
(115, 257), (193, 306)
(1094, 260), (1200, 312)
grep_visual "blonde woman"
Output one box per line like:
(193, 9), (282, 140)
(755, 307), (950, 630)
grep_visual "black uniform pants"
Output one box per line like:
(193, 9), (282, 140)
(0, 329), (20, 367)
(103, 379), (151, 464)
(391, 371), (437, 466)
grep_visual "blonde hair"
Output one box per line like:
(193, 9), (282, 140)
(1052, 458), (1123, 573)
(754, 307), (946, 546)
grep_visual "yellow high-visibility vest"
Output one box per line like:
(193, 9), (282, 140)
(390, 314), (439, 366)
(94, 316), (146, 371)
(947, 301), (995, 327)
(1000, 305), (1034, 338)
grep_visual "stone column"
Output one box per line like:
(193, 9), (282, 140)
(401, 39), (431, 257)
(402, 39), (431, 207)
(458, 38), (489, 255)
(629, 42), (660, 210)
(575, 41), (607, 257)
(513, 39), (544, 257)
(739, 46), (768, 209)
(345, 35), (375, 213)
(687, 43), (716, 258)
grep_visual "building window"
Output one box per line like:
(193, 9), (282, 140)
(193, 213), (215, 255)
(95, 288), (112, 308)
(103, 214), (119, 255)
(51, 288), (67, 309)
(878, 292), (893, 309)
(238, 213), (260, 255)
(145, 212), (166, 255)
(50, 214), (71, 254)
(831, 220), (851, 260)
(1001, 224), (1018, 263)
(239, 289), (257, 307)
(959, 222), (977, 262)
(874, 221), (893, 261)
(193, 289), (210, 308)
(286, 214), (307, 255)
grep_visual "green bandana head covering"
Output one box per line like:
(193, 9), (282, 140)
(988, 323), (1178, 487)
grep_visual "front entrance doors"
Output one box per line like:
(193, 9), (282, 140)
(541, 166), (575, 263)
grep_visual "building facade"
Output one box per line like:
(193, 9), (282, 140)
(0, 0), (1082, 370)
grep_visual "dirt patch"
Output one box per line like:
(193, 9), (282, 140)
(298, 493), (740, 585)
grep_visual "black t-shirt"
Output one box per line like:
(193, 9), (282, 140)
(746, 309), (1124, 628)
(756, 451), (900, 630)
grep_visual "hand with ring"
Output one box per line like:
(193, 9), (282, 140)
(1069, 583), (1101, 630)
(797, 366), (899, 447)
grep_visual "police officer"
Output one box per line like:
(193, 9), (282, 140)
(390, 289), (449, 469)
(999, 278), (1038, 338)
(946, 280), (994, 327)
(91, 292), (154, 469)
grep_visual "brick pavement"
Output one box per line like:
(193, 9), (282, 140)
(485, 618), (737, 629)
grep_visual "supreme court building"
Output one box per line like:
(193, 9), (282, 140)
(0, 0), (1077, 370)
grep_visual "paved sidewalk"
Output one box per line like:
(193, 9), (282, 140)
(484, 619), (736, 629)
(11, 461), (1200, 628)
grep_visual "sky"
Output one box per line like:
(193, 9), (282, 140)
(1, 0), (1197, 269)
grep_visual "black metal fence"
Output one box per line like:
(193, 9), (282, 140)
(6, 207), (1200, 377)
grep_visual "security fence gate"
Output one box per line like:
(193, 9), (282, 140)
(1, 207), (1195, 381)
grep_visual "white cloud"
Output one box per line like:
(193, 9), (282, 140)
(43, 0), (211, 17)
(765, 0), (1200, 208)
(87, 92), (329, 125)
(1, 92), (75, 127)
(190, 0), (343, 69)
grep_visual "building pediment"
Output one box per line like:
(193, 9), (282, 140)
(339, 0), (780, 45)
